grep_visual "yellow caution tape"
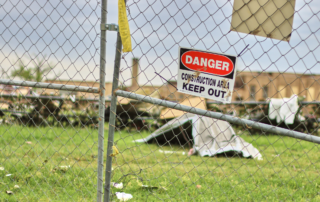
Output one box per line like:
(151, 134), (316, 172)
(110, 145), (120, 157)
(118, 0), (132, 52)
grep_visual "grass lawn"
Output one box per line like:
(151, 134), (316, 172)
(0, 125), (98, 201)
(1, 124), (320, 201)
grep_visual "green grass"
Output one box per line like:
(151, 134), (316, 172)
(0, 125), (98, 201)
(1, 125), (320, 201)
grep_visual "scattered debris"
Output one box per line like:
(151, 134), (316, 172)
(139, 114), (262, 159)
(0, 167), (4, 171)
(70, 95), (76, 102)
(26, 141), (32, 145)
(257, 156), (263, 161)
(141, 185), (159, 189)
(6, 190), (13, 195)
(115, 192), (133, 201)
(14, 185), (20, 189)
(196, 185), (202, 189)
(138, 179), (167, 191)
(53, 165), (71, 173)
(5, 174), (12, 177)
(74, 157), (90, 161)
(112, 182), (123, 189)
(159, 149), (186, 155)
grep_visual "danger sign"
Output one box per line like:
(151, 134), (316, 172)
(177, 47), (237, 103)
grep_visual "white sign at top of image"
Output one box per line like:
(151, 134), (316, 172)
(177, 47), (237, 103)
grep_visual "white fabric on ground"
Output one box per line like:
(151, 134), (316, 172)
(136, 113), (262, 160)
(115, 192), (133, 201)
(268, 95), (299, 124)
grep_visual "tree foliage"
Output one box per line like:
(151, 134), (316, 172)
(11, 55), (54, 82)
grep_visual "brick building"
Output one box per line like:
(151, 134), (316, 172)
(234, 71), (320, 102)
(42, 58), (320, 103)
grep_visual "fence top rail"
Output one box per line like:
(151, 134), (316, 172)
(4, 93), (319, 106)
(0, 79), (100, 94)
(115, 90), (320, 144)
(0, 94), (103, 102)
(207, 101), (320, 106)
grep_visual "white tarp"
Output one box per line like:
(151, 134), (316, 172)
(136, 113), (262, 160)
(268, 94), (299, 124)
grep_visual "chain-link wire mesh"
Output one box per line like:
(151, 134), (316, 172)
(105, 0), (320, 201)
(2, 0), (320, 201)
(0, 1), (104, 201)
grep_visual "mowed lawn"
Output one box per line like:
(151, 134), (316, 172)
(1, 124), (320, 201)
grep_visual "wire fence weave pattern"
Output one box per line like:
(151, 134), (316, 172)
(105, 0), (320, 201)
(0, 1), (103, 201)
(1, 0), (320, 201)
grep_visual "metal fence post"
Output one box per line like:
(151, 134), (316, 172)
(97, 0), (108, 201)
(103, 27), (123, 202)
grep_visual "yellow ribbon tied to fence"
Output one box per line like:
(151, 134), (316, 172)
(118, 0), (132, 52)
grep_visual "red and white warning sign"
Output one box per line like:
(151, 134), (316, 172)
(177, 47), (237, 103)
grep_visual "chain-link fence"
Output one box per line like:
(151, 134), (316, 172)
(0, 0), (105, 201)
(2, 0), (320, 201)
(105, 0), (320, 201)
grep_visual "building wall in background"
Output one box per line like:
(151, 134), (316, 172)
(233, 72), (320, 101)
(39, 71), (320, 102)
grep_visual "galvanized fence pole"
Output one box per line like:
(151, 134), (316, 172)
(103, 28), (123, 202)
(97, 0), (108, 201)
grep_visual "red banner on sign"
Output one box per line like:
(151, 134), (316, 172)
(181, 51), (234, 76)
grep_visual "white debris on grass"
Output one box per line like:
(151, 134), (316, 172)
(257, 156), (263, 161)
(0, 167), (4, 171)
(6, 190), (13, 195)
(115, 192), (133, 201)
(159, 149), (186, 155)
(59, 165), (71, 169)
(14, 185), (20, 189)
(6, 174), (12, 177)
(255, 153), (263, 161)
(112, 182), (123, 189)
